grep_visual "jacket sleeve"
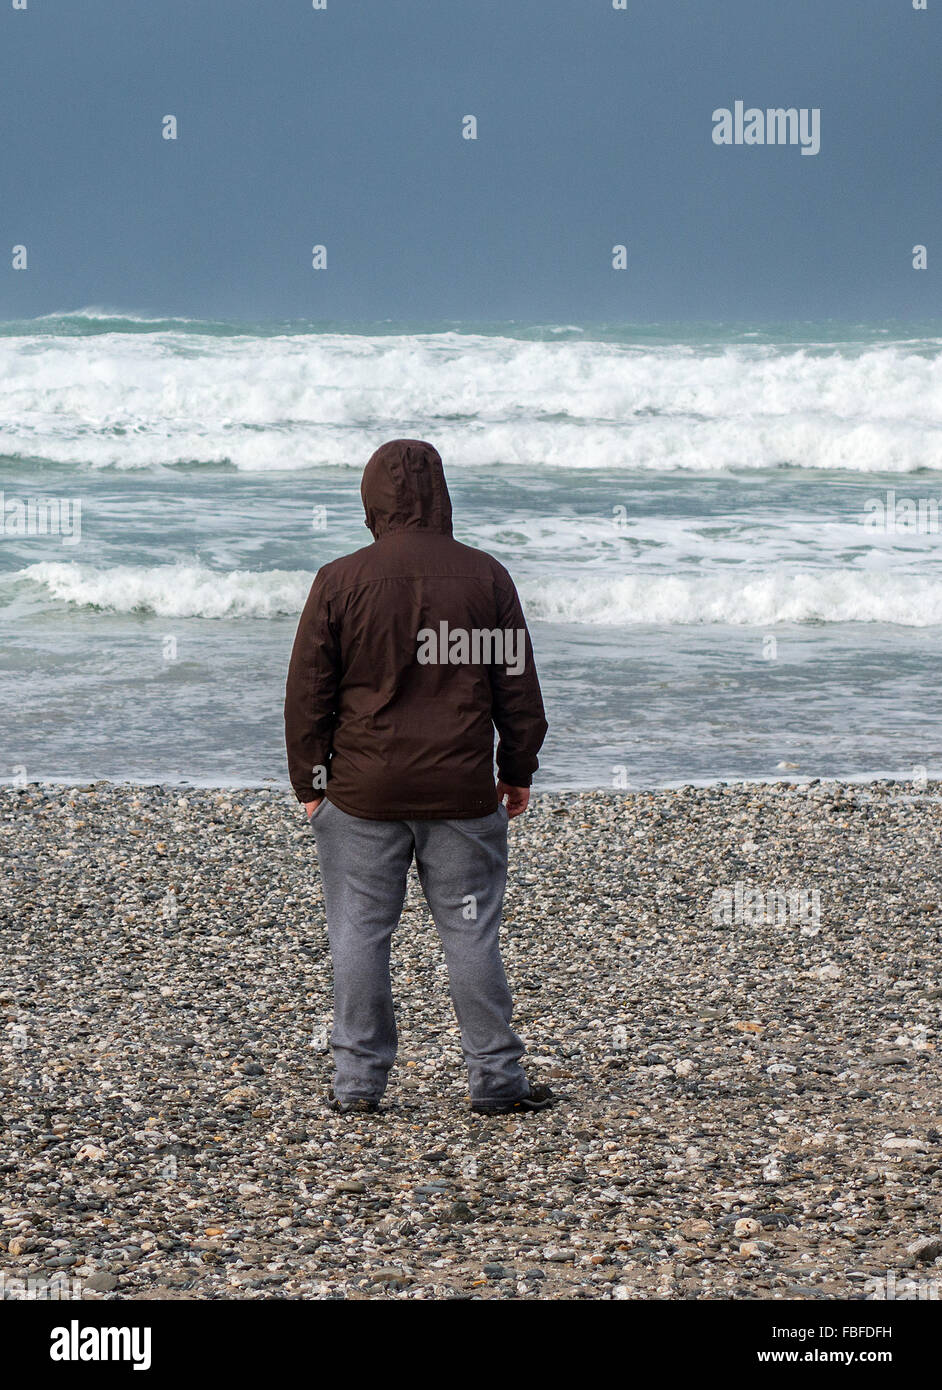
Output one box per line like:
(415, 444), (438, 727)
(489, 577), (548, 787)
(284, 570), (340, 803)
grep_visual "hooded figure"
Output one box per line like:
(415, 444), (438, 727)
(285, 438), (547, 819)
(284, 440), (554, 1117)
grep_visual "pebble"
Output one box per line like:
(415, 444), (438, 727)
(907, 1236), (942, 1264)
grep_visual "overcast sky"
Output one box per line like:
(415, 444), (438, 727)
(1, 0), (938, 323)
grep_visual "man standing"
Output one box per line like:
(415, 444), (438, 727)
(285, 439), (553, 1115)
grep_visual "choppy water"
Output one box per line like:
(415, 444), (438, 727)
(2, 312), (941, 788)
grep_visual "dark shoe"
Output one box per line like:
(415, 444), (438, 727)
(327, 1087), (380, 1114)
(471, 1082), (558, 1115)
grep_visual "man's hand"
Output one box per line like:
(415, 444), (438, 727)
(497, 781), (530, 818)
(304, 797), (324, 819)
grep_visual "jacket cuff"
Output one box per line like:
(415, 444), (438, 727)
(293, 786), (315, 803)
(497, 764), (533, 788)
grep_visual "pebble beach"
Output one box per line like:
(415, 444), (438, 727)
(1, 781), (941, 1301)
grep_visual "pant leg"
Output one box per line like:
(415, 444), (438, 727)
(310, 799), (414, 1101)
(411, 804), (527, 1103)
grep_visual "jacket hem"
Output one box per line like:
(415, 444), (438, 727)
(324, 791), (501, 821)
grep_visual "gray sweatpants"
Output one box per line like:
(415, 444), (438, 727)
(308, 798), (527, 1104)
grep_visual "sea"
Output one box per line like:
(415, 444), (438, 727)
(1, 312), (941, 791)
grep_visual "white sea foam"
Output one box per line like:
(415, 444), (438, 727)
(15, 560), (942, 626)
(1, 331), (940, 472)
(30, 306), (198, 324)
(521, 569), (942, 626)
(18, 562), (312, 618)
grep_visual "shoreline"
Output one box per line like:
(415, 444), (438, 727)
(2, 781), (940, 1300)
(1, 772), (937, 794)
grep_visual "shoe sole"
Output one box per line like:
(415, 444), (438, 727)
(327, 1095), (380, 1114)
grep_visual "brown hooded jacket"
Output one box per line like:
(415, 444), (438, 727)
(284, 439), (547, 819)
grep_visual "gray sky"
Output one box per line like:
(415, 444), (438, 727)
(1, 0), (938, 323)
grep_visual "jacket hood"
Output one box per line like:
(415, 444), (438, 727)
(361, 439), (453, 539)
